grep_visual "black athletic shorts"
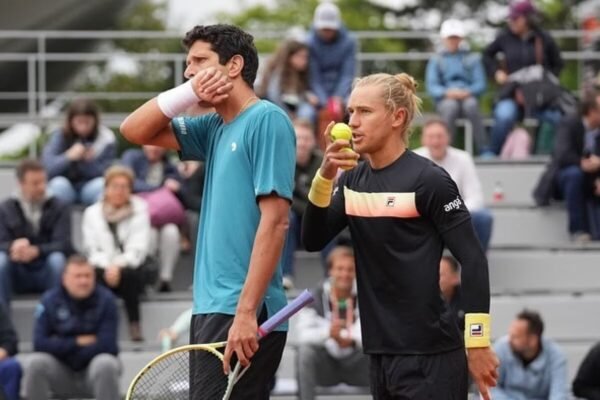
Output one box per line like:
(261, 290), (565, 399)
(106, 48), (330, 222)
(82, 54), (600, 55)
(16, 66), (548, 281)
(370, 347), (468, 400)
(189, 305), (287, 400)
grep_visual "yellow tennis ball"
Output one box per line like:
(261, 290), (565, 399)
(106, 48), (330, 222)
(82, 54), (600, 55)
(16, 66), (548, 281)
(330, 123), (352, 142)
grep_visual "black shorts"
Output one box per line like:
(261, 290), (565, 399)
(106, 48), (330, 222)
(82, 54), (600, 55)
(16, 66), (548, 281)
(189, 306), (287, 400)
(370, 347), (468, 400)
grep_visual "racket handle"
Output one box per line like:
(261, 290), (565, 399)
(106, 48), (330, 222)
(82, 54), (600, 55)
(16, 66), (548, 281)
(257, 289), (314, 338)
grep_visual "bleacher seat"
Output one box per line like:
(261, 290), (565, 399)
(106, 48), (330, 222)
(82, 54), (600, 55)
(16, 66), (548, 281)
(491, 207), (572, 246)
(489, 248), (600, 294)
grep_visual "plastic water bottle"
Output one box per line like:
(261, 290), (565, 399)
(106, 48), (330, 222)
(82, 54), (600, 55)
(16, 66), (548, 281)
(493, 181), (504, 203)
(161, 335), (172, 353)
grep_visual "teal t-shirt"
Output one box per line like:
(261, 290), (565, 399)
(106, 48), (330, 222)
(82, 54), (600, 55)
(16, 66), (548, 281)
(172, 100), (296, 329)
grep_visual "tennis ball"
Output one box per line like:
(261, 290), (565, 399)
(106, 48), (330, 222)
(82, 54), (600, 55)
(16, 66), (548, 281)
(330, 123), (352, 142)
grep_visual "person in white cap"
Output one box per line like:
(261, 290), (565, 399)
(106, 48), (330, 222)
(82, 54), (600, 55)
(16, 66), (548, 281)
(307, 2), (357, 145)
(425, 19), (488, 154)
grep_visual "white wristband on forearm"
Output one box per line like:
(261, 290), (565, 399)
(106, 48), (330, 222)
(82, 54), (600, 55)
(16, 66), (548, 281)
(156, 80), (200, 119)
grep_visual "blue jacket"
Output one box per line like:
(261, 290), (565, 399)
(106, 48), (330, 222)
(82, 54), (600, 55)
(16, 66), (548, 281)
(425, 50), (487, 102)
(41, 126), (116, 187)
(33, 285), (119, 371)
(492, 335), (569, 400)
(121, 149), (181, 193)
(307, 27), (357, 105)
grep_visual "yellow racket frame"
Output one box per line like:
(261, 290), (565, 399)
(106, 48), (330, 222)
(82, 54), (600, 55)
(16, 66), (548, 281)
(126, 340), (245, 400)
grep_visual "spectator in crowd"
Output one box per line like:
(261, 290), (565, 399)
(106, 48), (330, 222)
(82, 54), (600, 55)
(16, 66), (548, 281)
(121, 145), (182, 194)
(257, 40), (318, 122)
(425, 19), (487, 153)
(281, 118), (323, 288)
(23, 255), (120, 400)
(439, 254), (464, 331)
(0, 303), (21, 400)
(533, 93), (600, 241)
(308, 2), (357, 146)
(121, 145), (182, 292)
(178, 161), (205, 212)
(415, 118), (494, 251)
(573, 342), (600, 399)
(82, 165), (150, 341)
(177, 161), (205, 253)
(295, 246), (369, 400)
(0, 160), (71, 306)
(483, 0), (564, 155)
(42, 98), (117, 205)
(492, 309), (569, 399)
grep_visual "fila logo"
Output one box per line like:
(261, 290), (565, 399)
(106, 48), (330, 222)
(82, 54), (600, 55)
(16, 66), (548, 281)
(443, 197), (462, 212)
(386, 197), (395, 207)
(231, 142), (237, 152)
(469, 323), (483, 337)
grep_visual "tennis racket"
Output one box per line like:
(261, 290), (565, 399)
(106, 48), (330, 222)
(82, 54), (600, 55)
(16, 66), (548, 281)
(125, 289), (314, 400)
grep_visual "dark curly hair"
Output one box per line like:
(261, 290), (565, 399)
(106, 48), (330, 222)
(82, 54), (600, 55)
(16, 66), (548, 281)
(182, 24), (259, 88)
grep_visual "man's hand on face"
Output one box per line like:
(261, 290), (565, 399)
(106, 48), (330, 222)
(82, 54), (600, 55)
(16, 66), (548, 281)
(190, 67), (233, 106)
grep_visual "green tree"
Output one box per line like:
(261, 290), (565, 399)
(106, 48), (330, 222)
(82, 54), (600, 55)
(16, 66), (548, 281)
(75, 0), (181, 113)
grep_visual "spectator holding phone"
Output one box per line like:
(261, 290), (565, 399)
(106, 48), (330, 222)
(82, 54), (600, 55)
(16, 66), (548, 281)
(295, 246), (369, 399)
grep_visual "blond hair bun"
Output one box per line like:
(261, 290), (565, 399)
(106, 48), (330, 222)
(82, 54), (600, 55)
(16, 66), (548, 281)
(394, 73), (418, 95)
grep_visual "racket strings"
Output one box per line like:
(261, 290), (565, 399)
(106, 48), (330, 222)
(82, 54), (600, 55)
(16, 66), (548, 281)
(129, 349), (229, 400)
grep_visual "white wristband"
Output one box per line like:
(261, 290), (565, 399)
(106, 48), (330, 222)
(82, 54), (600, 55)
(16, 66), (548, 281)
(156, 80), (200, 119)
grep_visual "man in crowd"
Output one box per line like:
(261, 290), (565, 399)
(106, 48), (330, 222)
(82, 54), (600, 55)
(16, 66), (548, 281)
(415, 118), (494, 251)
(295, 245), (369, 399)
(0, 159), (71, 306)
(534, 93), (600, 241)
(492, 309), (569, 399)
(23, 255), (120, 400)
(308, 2), (357, 147)
(439, 253), (464, 331)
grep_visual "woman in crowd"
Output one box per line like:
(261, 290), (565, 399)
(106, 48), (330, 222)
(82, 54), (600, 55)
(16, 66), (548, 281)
(483, 0), (564, 155)
(82, 165), (150, 341)
(257, 39), (318, 122)
(42, 99), (116, 205)
(122, 145), (182, 292)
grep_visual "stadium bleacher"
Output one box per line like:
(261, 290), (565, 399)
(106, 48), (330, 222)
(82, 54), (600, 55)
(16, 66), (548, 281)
(2, 154), (599, 399)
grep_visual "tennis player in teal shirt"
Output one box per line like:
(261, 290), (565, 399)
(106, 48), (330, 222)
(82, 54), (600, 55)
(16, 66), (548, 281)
(120, 24), (295, 399)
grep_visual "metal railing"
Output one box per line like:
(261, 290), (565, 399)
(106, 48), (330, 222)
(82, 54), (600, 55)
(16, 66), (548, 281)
(0, 28), (599, 154)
